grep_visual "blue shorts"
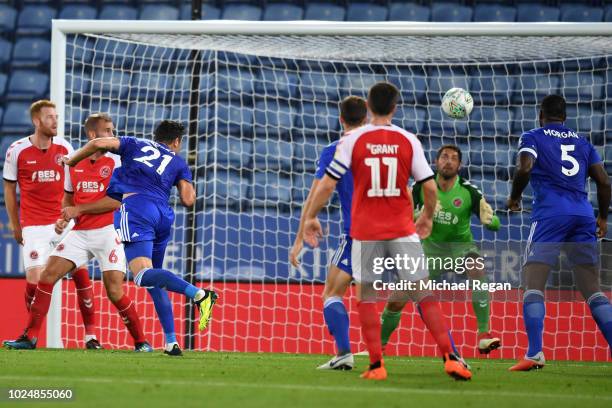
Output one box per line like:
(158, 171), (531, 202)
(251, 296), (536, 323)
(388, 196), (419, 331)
(524, 215), (598, 267)
(115, 195), (174, 264)
(331, 234), (352, 276)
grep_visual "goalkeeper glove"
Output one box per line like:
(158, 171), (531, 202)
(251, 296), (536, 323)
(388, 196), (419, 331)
(479, 198), (500, 231)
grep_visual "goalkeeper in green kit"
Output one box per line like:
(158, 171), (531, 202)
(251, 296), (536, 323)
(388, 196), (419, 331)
(380, 144), (502, 354)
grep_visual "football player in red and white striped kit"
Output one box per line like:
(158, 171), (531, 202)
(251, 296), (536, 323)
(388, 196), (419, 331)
(3, 113), (152, 352)
(303, 82), (472, 381)
(2, 100), (100, 349)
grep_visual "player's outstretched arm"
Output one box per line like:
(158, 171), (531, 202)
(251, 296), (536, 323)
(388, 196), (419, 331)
(3, 180), (22, 245)
(177, 179), (196, 207)
(62, 196), (121, 221)
(64, 137), (120, 167)
(588, 163), (611, 238)
(290, 178), (320, 267)
(508, 152), (534, 211)
(415, 179), (437, 239)
(303, 175), (337, 248)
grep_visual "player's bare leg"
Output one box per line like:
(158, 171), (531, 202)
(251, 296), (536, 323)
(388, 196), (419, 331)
(509, 262), (549, 371)
(318, 265), (353, 370)
(573, 264), (612, 352)
(103, 270), (152, 352)
(466, 263), (500, 354)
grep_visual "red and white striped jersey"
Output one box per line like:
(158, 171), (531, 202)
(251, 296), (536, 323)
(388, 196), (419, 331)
(65, 153), (121, 231)
(2, 136), (73, 227)
(326, 124), (433, 241)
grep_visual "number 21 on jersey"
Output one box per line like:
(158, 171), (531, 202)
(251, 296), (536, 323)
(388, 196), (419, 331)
(134, 146), (173, 175)
(365, 157), (400, 197)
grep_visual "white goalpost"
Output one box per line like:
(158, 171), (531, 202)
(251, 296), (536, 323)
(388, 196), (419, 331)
(48, 20), (612, 361)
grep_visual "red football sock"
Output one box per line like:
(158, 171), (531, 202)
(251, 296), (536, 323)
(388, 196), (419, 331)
(71, 267), (96, 336)
(112, 295), (146, 345)
(419, 296), (452, 355)
(26, 282), (54, 340)
(357, 301), (383, 365)
(25, 282), (37, 311)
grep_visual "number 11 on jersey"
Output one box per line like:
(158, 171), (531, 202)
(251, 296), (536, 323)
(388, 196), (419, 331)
(365, 157), (400, 197)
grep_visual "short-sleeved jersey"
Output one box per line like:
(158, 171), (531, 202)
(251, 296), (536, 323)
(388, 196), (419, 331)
(315, 140), (353, 235)
(326, 124), (434, 241)
(2, 136), (73, 227)
(518, 123), (601, 221)
(107, 137), (192, 202)
(413, 174), (482, 243)
(65, 153), (121, 231)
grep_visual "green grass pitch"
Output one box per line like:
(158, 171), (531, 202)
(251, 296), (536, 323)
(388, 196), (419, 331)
(0, 348), (610, 408)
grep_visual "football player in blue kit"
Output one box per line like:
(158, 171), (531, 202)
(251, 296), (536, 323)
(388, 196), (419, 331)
(290, 96), (367, 370)
(507, 95), (612, 370)
(65, 120), (217, 356)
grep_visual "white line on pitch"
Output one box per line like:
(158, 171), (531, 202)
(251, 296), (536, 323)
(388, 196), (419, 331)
(0, 375), (611, 401)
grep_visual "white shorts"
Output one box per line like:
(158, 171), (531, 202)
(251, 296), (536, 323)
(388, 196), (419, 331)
(22, 221), (74, 270)
(351, 233), (428, 284)
(50, 225), (127, 273)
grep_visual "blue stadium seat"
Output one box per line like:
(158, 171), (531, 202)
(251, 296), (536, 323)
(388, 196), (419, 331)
(0, 4), (17, 34)
(11, 37), (50, 69)
(204, 170), (249, 207)
(16, 5), (56, 36)
(304, 3), (345, 21)
(87, 100), (129, 132)
(512, 74), (561, 104)
(427, 68), (470, 103)
(255, 68), (299, 99)
(562, 72), (605, 103)
(253, 139), (293, 171)
(469, 107), (512, 137)
(0, 136), (21, 163)
(431, 3), (472, 22)
(470, 73), (516, 105)
(59, 4), (97, 20)
(343, 72), (386, 98)
(292, 172), (316, 203)
(346, 3), (388, 22)
(1, 102), (33, 134)
(606, 6), (612, 22)
(217, 67), (256, 100)
(492, 181), (511, 208)
(91, 69), (131, 99)
(0, 38), (12, 67)
(263, 4), (303, 21)
(181, 3), (221, 20)
(388, 3), (430, 21)
(565, 105), (605, 143)
(300, 71), (344, 101)
(511, 105), (539, 135)
(140, 5), (179, 20)
(6, 70), (49, 101)
(297, 102), (340, 135)
(293, 137), (322, 172)
(252, 172), (292, 206)
(473, 4), (516, 22)
(131, 72), (173, 102)
(393, 105), (427, 135)
(209, 136), (253, 169)
(0, 73), (7, 99)
(561, 5), (603, 22)
(253, 100), (294, 138)
(99, 5), (138, 20)
(222, 4), (262, 20)
(127, 103), (169, 132)
(216, 103), (254, 136)
(387, 67), (427, 104)
(516, 4), (560, 22)
(428, 107), (469, 136)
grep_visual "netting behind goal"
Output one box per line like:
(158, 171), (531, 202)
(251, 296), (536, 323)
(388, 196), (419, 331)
(58, 27), (612, 360)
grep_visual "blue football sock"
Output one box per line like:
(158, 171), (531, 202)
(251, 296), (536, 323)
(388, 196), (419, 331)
(323, 297), (351, 355)
(146, 287), (176, 344)
(523, 289), (545, 358)
(587, 292), (612, 349)
(139, 268), (200, 299)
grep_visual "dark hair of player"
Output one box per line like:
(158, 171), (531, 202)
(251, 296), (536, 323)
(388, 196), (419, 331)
(84, 113), (113, 133)
(367, 82), (399, 116)
(339, 96), (367, 127)
(540, 94), (566, 122)
(29, 99), (56, 119)
(154, 120), (186, 143)
(436, 144), (462, 163)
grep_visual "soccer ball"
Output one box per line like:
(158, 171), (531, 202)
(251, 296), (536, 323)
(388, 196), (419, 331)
(442, 88), (474, 119)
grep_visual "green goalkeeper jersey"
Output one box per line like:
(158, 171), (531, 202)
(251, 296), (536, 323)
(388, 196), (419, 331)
(413, 174), (492, 245)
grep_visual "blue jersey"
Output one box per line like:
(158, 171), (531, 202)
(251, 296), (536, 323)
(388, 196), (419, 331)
(518, 123), (601, 221)
(315, 141), (352, 235)
(108, 137), (192, 202)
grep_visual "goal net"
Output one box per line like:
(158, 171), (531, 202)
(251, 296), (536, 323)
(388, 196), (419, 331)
(51, 21), (612, 361)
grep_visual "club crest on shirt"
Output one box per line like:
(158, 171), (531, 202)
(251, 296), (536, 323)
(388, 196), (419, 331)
(453, 198), (463, 208)
(99, 166), (111, 178)
(54, 154), (64, 166)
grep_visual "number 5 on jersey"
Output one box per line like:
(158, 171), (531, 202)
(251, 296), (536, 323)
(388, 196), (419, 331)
(365, 157), (400, 197)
